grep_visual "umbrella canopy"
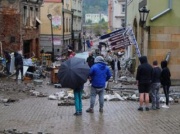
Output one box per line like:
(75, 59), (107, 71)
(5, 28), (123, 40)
(75, 52), (89, 60)
(58, 57), (90, 89)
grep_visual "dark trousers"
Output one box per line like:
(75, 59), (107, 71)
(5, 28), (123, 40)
(16, 66), (23, 80)
(6, 62), (10, 75)
(162, 85), (170, 105)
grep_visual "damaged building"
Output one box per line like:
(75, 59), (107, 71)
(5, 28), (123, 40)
(0, 0), (43, 58)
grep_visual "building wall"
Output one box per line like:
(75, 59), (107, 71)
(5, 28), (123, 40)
(112, 0), (125, 30)
(72, 0), (83, 51)
(85, 14), (108, 24)
(149, 26), (180, 79)
(148, 0), (180, 26)
(40, 0), (72, 55)
(127, 0), (180, 80)
(0, 0), (42, 58)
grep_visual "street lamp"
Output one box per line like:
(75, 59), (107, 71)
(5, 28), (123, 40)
(139, 6), (150, 27)
(47, 14), (54, 63)
(139, 6), (150, 55)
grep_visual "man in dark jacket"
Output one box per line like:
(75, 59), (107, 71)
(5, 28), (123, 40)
(150, 60), (161, 110)
(136, 56), (153, 111)
(86, 52), (94, 68)
(160, 60), (171, 108)
(14, 52), (23, 81)
(86, 56), (111, 113)
(3, 51), (11, 75)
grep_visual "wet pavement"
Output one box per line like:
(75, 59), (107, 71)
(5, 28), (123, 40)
(0, 79), (180, 134)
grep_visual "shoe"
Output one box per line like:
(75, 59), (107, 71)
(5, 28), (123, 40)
(145, 107), (150, 111)
(138, 107), (143, 111)
(156, 107), (160, 109)
(151, 107), (156, 110)
(162, 105), (169, 109)
(74, 112), (81, 116)
(86, 108), (94, 113)
(99, 108), (103, 113)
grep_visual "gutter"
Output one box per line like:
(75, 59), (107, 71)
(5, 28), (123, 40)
(150, 0), (172, 21)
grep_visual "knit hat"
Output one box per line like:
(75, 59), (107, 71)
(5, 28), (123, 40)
(95, 56), (105, 63)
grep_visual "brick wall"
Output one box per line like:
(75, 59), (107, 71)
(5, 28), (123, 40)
(0, 14), (21, 52)
(149, 26), (180, 80)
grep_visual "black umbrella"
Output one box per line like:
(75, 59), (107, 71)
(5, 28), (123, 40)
(58, 57), (90, 89)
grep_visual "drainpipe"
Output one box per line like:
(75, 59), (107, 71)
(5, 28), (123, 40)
(150, 0), (172, 21)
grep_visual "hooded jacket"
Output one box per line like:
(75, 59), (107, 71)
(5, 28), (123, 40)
(136, 56), (153, 84)
(89, 56), (111, 88)
(160, 60), (171, 86)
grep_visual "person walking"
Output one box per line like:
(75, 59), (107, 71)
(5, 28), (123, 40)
(110, 54), (121, 83)
(160, 60), (171, 108)
(73, 85), (84, 116)
(105, 50), (113, 64)
(86, 56), (111, 113)
(150, 60), (161, 110)
(136, 56), (153, 111)
(86, 52), (94, 68)
(14, 52), (23, 81)
(3, 51), (11, 75)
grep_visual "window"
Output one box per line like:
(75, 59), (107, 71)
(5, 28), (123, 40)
(23, 6), (28, 26)
(35, 8), (39, 17)
(121, 18), (125, 26)
(66, 18), (68, 32)
(69, 18), (71, 32)
(30, 7), (34, 26)
(122, 4), (125, 13)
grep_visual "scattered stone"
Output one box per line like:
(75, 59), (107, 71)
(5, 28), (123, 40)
(58, 99), (74, 106)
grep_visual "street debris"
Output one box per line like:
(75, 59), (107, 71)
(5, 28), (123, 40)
(104, 92), (124, 101)
(0, 129), (52, 134)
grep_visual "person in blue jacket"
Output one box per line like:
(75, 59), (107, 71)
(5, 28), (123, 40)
(86, 56), (111, 113)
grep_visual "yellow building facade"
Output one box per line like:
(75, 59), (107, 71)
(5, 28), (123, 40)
(127, 0), (180, 84)
(40, 0), (72, 56)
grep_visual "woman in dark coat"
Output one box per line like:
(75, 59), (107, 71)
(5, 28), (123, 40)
(160, 60), (171, 108)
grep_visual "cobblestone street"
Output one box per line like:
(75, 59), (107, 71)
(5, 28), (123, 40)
(0, 81), (180, 134)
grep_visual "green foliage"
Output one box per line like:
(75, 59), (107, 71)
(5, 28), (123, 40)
(92, 22), (108, 36)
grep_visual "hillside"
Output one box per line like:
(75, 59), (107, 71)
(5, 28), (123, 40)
(83, 0), (108, 14)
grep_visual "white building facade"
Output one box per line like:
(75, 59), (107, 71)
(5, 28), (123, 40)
(71, 0), (83, 51)
(85, 13), (108, 24)
(108, 0), (125, 31)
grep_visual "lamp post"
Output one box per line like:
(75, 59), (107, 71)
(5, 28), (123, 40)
(139, 6), (150, 55)
(139, 6), (150, 27)
(47, 14), (54, 63)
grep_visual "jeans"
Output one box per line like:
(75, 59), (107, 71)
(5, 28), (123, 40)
(113, 69), (118, 81)
(162, 85), (170, 105)
(90, 86), (104, 109)
(74, 90), (82, 113)
(150, 83), (160, 108)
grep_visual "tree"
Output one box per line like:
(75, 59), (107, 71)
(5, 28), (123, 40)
(86, 19), (92, 24)
(99, 18), (105, 23)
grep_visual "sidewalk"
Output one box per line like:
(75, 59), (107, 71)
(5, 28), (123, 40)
(0, 81), (180, 134)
